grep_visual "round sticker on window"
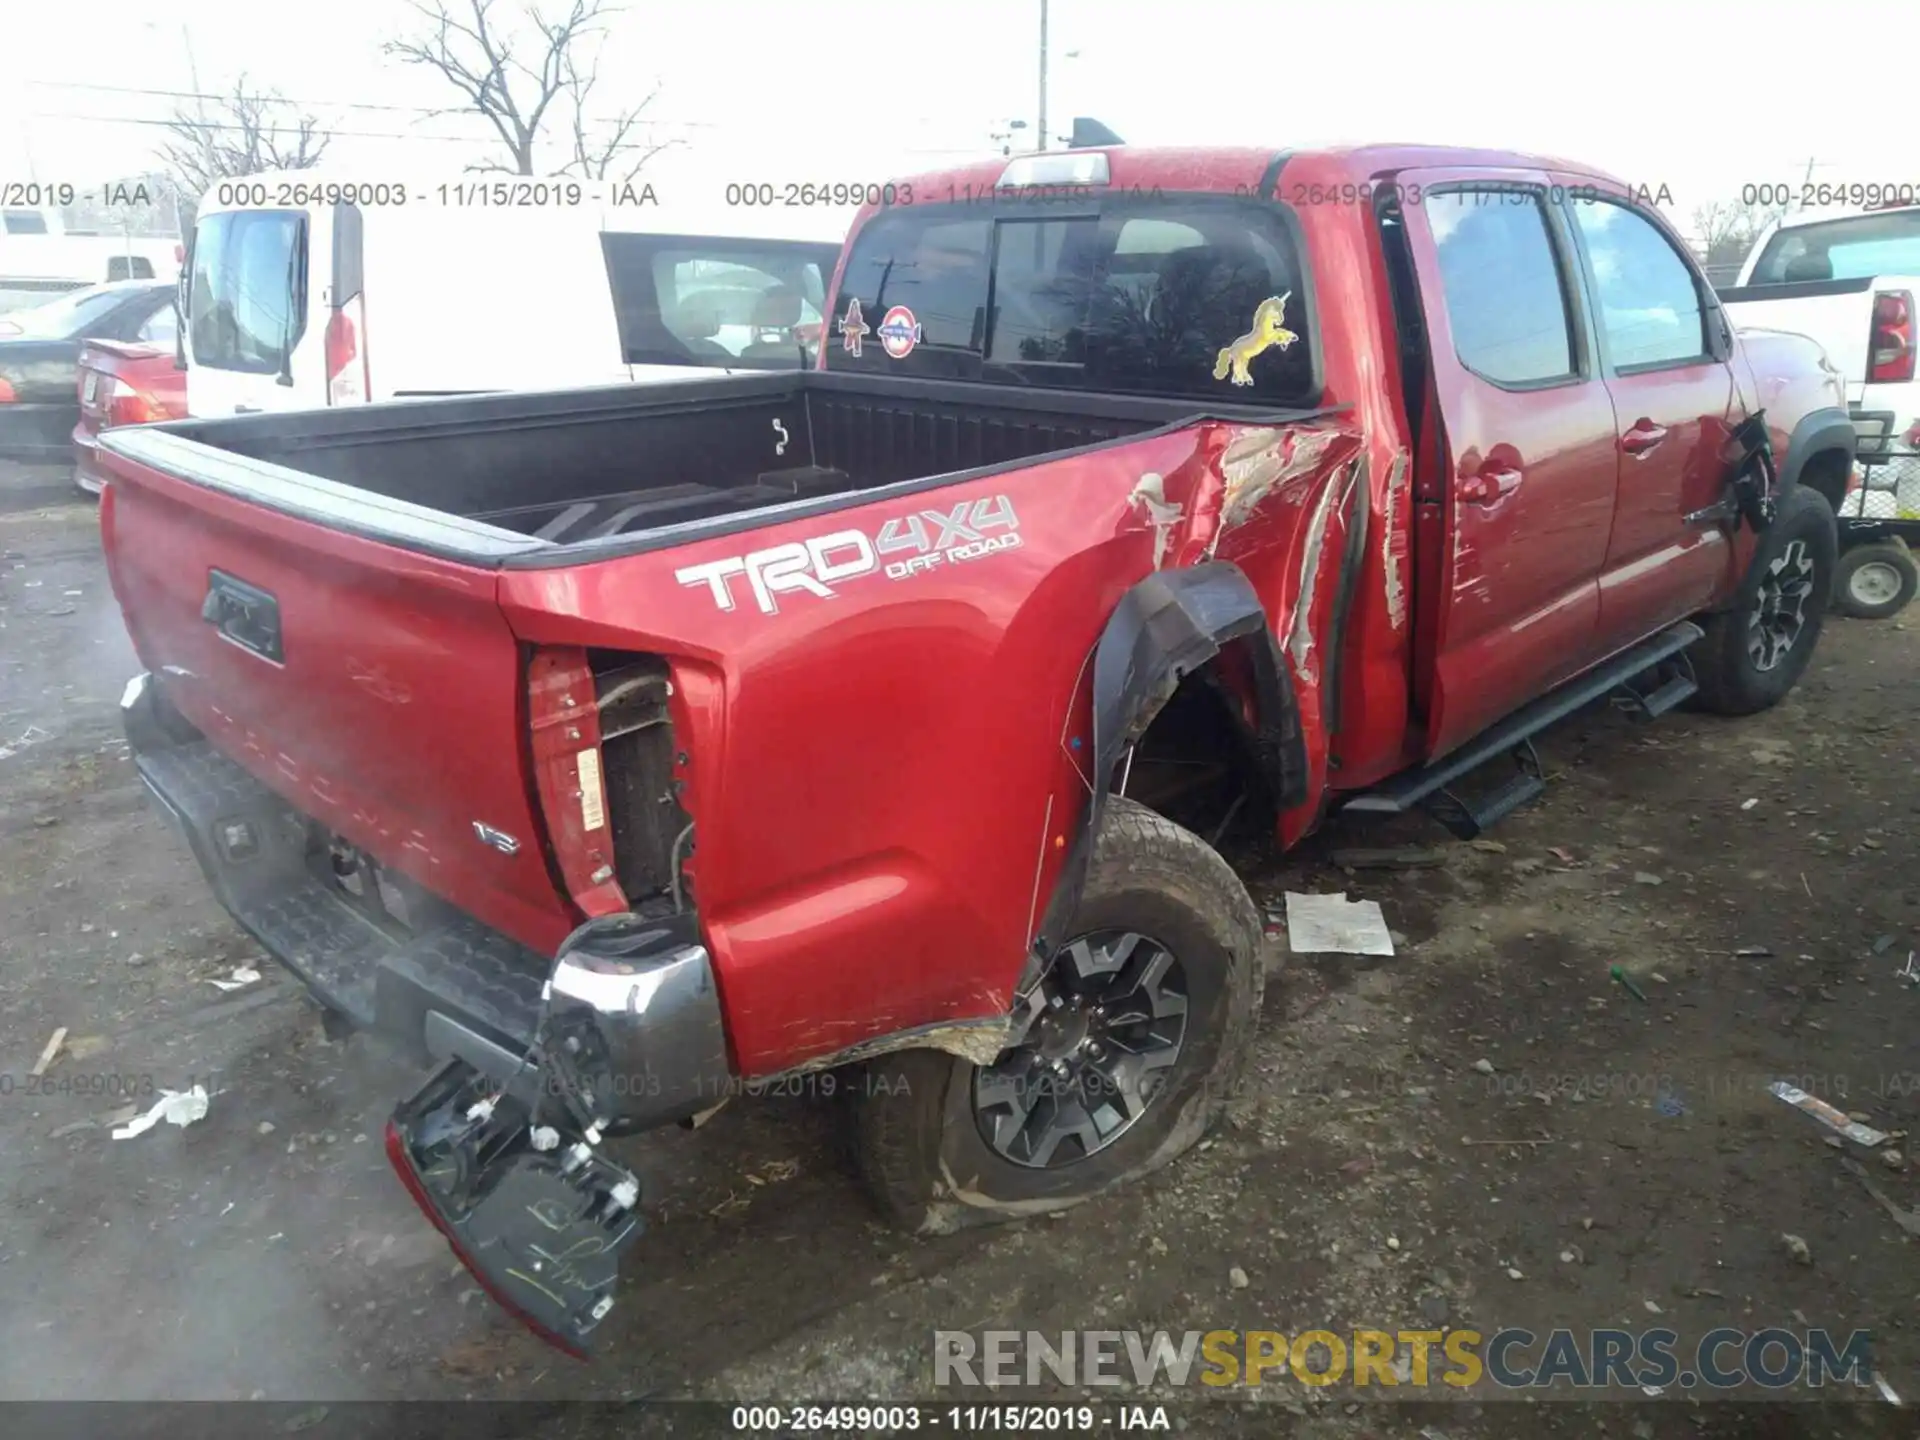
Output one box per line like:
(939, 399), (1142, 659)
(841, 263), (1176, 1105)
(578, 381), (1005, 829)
(877, 305), (923, 359)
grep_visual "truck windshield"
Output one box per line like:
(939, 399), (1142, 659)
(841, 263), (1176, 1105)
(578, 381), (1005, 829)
(188, 209), (305, 373)
(1748, 209), (1920, 284)
(826, 195), (1318, 405)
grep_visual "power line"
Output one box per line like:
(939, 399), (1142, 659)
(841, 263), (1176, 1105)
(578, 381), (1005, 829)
(24, 109), (997, 157)
(24, 79), (977, 132)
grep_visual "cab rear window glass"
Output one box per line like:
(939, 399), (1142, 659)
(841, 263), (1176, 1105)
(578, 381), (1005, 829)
(602, 234), (837, 370)
(188, 209), (305, 374)
(827, 197), (1318, 404)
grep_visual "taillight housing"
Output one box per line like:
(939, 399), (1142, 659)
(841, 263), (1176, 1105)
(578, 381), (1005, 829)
(325, 297), (369, 405)
(526, 647), (630, 919)
(1869, 290), (1915, 383)
(0, 374), (16, 404)
(102, 376), (167, 428)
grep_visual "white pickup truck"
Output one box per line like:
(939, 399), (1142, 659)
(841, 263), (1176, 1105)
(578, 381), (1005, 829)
(0, 207), (182, 307)
(1719, 204), (1920, 617)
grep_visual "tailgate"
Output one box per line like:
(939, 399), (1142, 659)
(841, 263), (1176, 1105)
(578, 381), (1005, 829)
(98, 439), (577, 953)
(1722, 290), (1872, 381)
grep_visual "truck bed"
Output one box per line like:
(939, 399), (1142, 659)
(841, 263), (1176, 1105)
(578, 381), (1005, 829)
(104, 372), (1305, 564)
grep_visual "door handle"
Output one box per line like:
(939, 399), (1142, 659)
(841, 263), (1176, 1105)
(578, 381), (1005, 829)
(1457, 466), (1523, 505)
(1620, 420), (1669, 455)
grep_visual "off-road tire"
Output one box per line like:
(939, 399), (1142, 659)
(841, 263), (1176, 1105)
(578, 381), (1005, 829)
(1832, 540), (1918, 621)
(854, 797), (1266, 1234)
(1691, 486), (1836, 716)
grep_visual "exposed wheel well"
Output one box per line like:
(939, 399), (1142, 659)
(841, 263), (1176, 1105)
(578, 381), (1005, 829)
(1120, 641), (1281, 844)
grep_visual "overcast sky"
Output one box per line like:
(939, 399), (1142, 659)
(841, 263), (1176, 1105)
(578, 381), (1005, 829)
(4, 0), (1916, 233)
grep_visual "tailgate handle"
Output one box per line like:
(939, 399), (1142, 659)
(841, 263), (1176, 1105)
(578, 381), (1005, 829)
(202, 570), (284, 664)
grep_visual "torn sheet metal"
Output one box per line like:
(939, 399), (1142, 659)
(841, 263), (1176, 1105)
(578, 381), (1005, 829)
(1217, 425), (1346, 533)
(1285, 458), (1363, 677)
(1283, 891), (1395, 956)
(1380, 451), (1410, 630)
(111, 1085), (210, 1140)
(1768, 1082), (1889, 1147)
(1127, 472), (1185, 570)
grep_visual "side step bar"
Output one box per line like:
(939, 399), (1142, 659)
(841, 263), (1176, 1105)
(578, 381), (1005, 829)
(1343, 621), (1705, 837)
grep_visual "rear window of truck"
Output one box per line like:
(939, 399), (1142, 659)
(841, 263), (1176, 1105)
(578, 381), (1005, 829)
(602, 235), (837, 369)
(826, 195), (1318, 404)
(1747, 208), (1920, 284)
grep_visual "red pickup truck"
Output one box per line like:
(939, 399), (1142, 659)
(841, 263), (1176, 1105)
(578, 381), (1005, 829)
(98, 145), (1853, 1354)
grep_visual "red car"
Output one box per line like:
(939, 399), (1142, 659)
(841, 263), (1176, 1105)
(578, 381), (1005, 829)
(96, 144), (1853, 1354)
(73, 336), (187, 494)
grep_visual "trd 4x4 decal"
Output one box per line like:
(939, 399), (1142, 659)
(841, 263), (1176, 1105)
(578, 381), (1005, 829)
(674, 496), (1022, 615)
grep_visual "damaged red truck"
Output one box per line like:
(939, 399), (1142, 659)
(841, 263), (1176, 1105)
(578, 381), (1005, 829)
(97, 145), (1855, 1353)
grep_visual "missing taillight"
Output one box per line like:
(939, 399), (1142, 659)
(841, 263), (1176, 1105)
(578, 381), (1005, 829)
(589, 653), (694, 912)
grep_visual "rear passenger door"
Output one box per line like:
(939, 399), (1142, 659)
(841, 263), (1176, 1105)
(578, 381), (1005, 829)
(1556, 185), (1737, 648)
(1397, 168), (1620, 760)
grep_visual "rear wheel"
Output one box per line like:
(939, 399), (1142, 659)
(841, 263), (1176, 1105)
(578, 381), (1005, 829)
(1692, 486), (1836, 716)
(1832, 540), (1918, 620)
(854, 797), (1265, 1233)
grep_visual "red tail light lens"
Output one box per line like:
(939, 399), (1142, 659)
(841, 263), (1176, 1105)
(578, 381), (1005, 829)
(0, 375), (16, 405)
(325, 300), (369, 405)
(1869, 290), (1914, 383)
(526, 647), (629, 920)
(104, 378), (166, 428)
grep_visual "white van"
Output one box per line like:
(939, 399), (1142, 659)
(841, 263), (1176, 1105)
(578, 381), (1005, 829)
(180, 173), (848, 417)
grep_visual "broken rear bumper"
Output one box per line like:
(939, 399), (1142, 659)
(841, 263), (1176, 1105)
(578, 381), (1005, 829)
(121, 671), (734, 1132)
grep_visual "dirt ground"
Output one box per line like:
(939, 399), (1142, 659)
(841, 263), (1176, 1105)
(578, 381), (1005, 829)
(1, 458), (1915, 1437)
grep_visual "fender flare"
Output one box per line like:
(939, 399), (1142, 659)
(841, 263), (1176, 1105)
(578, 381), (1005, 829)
(1778, 405), (1857, 498)
(1031, 561), (1304, 961)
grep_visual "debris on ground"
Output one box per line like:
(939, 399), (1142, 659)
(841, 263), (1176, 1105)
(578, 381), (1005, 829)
(1283, 891), (1394, 956)
(28, 1025), (67, 1077)
(1609, 965), (1648, 1003)
(1842, 1158), (1920, 1238)
(1472, 1058), (1496, 1075)
(1740, 798), (1759, 811)
(1897, 953), (1919, 989)
(1327, 846), (1447, 870)
(110, 1085), (210, 1140)
(1769, 1082), (1890, 1147)
(1229, 1266), (1249, 1289)
(1633, 871), (1664, 886)
(1548, 846), (1576, 863)
(0, 723), (50, 761)
(1873, 934), (1899, 954)
(1733, 945), (1774, 958)
(1781, 1233), (1812, 1265)
(208, 966), (262, 992)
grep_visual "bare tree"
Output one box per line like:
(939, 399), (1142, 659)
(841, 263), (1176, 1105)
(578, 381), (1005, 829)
(387, 0), (671, 178)
(1692, 195), (1791, 271)
(558, 47), (675, 182)
(156, 79), (332, 197)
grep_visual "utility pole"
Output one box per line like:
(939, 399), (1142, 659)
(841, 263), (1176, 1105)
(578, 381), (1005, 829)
(1036, 0), (1048, 152)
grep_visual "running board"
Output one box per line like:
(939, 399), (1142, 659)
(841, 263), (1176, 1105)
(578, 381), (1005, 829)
(1344, 621), (1705, 833)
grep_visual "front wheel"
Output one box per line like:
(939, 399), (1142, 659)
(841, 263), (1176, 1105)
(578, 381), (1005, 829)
(1832, 540), (1919, 620)
(854, 797), (1266, 1234)
(1691, 486), (1836, 717)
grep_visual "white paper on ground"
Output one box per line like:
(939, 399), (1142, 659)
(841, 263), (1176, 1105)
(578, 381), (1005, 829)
(1283, 891), (1395, 956)
(209, 966), (262, 992)
(111, 1085), (210, 1140)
